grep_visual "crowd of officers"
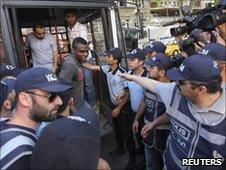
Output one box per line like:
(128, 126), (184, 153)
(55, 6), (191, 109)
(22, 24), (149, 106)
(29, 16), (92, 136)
(0, 8), (226, 170)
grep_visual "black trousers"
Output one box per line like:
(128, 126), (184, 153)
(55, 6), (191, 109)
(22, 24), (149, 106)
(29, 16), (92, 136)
(111, 101), (136, 162)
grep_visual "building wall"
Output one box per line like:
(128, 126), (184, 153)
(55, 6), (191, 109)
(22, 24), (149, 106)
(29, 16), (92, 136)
(119, 0), (212, 27)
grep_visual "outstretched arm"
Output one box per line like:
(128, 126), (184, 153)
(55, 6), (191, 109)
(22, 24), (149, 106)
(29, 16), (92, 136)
(83, 63), (101, 71)
(120, 74), (158, 93)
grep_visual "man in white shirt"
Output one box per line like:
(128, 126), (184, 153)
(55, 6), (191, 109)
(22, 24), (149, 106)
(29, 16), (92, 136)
(64, 9), (88, 46)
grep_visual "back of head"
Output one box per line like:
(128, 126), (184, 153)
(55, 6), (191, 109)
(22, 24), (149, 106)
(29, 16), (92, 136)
(57, 78), (73, 114)
(0, 81), (8, 112)
(31, 117), (100, 170)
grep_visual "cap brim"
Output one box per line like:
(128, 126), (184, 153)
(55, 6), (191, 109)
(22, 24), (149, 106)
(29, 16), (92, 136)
(39, 84), (73, 93)
(144, 48), (154, 54)
(166, 68), (187, 81)
(127, 54), (136, 59)
(3, 79), (16, 92)
(144, 59), (157, 66)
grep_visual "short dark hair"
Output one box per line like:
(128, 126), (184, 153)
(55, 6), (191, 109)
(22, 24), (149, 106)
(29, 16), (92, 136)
(33, 22), (45, 30)
(0, 82), (8, 111)
(190, 75), (222, 93)
(64, 9), (77, 16)
(72, 37), (88, 49)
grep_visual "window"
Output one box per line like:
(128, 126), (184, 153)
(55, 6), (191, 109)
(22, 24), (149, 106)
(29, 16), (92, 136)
(0, 26), (7, 64)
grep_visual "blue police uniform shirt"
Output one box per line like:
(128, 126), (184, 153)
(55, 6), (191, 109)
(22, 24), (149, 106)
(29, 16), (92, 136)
(101, 65), (127, 105)
(127, 68), (148, 113)
(0, 120), (38, 169)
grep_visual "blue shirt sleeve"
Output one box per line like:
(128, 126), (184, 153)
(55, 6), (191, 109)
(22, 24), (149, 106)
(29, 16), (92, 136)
(155, 82), (176, 108)
(100, 65), (110, 75)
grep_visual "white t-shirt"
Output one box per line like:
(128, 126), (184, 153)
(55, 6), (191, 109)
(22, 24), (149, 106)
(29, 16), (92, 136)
(67, 22), (88, 46)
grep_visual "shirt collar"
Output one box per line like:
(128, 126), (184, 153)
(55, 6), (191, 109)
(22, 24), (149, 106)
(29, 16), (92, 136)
(108, 65), (119, 75)
(130, 67), (148, 77)
(68, 21), (79, 30)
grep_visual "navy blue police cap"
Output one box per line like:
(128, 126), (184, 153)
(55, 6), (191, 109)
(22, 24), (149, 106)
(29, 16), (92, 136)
(145, 53), (172, 70)
(106, 47), (122, 61)
(144, 41), (166, 54)
(31, 116), (100, 170)
(15, 67), (72, 93)
(200, 43), (226, 61)
(0, 64), (23, 80)
(127, 48), (145, 61)
(1, 76), (16, 93)
(166, 54), (221, 81)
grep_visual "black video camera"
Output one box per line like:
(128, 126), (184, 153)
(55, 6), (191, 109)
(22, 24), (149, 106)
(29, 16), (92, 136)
(166, 1), (226, 37)
(179, 28), (204, 56)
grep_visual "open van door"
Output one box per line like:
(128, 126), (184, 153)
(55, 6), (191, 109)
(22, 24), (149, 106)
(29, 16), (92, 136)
(0, 0), (128, 136)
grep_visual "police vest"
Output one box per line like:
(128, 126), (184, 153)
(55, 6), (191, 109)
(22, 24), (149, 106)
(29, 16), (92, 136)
(143, 90), (170, 151)
(164, 87), (226, 170)
(0, 121), (38, 169)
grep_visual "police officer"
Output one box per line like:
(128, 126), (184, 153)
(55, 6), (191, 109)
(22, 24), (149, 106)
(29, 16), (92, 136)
(83, 48), (135, 169)
(121, 54), (225, 170)
(144, 41), (166, 59)
(140, 53), (171, 170)
(0, 67), (71, 169)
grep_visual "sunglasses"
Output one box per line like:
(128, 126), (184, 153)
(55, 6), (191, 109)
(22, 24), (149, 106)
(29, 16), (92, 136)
(26, 91), (58, 103)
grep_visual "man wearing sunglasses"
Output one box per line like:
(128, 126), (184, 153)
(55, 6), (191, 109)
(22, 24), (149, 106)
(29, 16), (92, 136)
(0, 67), (72, 170)
(121, 54), (225, 169)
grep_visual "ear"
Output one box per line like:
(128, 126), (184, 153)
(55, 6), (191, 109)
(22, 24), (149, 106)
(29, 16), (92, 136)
(159, 69), (166, 77)
(139, 60), (144, 66)
(18, 92), (31, 107)
(198, 86), (208, 94)
(3, 100), (12, 110)
(69, 97), (74, 106)
(113, 58), (118, 64)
